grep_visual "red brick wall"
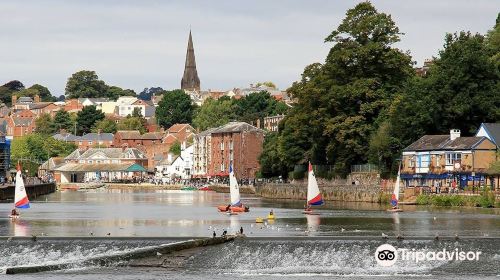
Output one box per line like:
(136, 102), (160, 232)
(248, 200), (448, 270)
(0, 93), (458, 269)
(209, 131), (264, 179)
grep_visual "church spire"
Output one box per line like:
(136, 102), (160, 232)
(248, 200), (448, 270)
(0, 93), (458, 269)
(181, 30), (200, 91)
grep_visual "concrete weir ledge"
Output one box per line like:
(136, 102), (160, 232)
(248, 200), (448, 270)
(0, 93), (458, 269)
(5, 237), (234, 275)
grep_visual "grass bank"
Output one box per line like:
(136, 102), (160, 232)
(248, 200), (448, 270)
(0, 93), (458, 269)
(415, 190), (499, 208)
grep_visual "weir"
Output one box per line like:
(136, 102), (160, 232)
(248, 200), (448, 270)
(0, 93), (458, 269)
(5, 236), (234, 274)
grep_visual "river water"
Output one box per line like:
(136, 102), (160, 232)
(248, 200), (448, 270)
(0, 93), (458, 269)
(0, 189), (499, 279)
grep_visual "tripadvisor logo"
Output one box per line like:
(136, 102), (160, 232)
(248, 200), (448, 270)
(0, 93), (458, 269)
(374, 244), (482, 267)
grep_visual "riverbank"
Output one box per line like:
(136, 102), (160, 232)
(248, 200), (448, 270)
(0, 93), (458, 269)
(416, 192), (500, 208)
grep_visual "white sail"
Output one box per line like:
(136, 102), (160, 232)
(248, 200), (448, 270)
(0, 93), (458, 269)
(391, 166), (401, 208)
(229, 165), (241, 206)
(307, 162), (323, 205)
(14, 164), (30, 209)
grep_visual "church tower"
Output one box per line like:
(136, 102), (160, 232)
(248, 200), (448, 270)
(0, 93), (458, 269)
(181, 30), (200, 91)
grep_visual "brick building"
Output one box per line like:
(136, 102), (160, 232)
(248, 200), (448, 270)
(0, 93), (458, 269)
(401, 129), (497, 189)
(208, 122), (264, 180)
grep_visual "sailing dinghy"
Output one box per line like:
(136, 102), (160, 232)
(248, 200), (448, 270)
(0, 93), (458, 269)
(10, 163), (30, 219)
(387, 165), (403, 212)
(217, 165), (249, 213)
(303, 162), (323, 215)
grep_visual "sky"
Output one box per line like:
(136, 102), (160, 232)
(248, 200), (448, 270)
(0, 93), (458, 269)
(0, 0), (498, 96)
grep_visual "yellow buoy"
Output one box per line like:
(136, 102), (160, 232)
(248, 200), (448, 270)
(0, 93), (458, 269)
(255, 217), (264, 223)
(267, 214), (275, 220)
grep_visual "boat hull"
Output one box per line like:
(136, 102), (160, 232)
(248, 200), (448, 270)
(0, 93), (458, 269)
(387, 208), (403, 212)
(217, 205), (248, 212)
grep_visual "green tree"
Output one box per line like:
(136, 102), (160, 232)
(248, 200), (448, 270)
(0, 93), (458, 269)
(92, 119), (118, 134)
(106, 86), (136, 101)
(259, 132), (288, 178)
(155, 89), (194, 129)
(131, 107), (143, 118)
(65, 70), (108, 99)
(53, 110), (74, 132)
(0, 80), (24, 105)
(35, 113), (55, 134)
(117, 117), (146, 134)
(192, 98), (234, 130)
(169, 141), (181, 156)
(255, 81), (277, 89)
(76, 105), (105, 135)
(259, 2), (413, 177)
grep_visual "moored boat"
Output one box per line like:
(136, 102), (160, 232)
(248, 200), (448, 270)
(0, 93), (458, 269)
(10, 163), (30, 220)
(387, 164), (403, 212)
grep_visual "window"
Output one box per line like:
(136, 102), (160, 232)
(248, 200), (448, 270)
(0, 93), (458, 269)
(417, 154), (430, 168)
(175, 166), (180, 171)
(88, 160), (93, 164)
(409, 157), (415, 168)
(445, 153), (461, 165)
(220, 142), (224, 150)
(221, 164), (225, 171)
(89, 141), (93, 145)
(79, 141), (82, 145)
(229, 141), (233, 150)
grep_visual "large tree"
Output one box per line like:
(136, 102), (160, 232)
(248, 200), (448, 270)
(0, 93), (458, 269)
(192, 98), (235, 130)
(92, 119), (118, 134)
(76, 105), (105, 135)
(106, 86), (136, 100)
(53, 110), (74, 133)
(0, 80), (24, 105)
(155, 89), (194, 129)
(35, 113), (55, 135)
(65, 70), (108, 99)
(261, 2), (413, 177)
(117, 116), (147, 133)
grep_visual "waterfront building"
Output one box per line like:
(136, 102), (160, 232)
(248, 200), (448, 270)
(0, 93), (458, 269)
(192, 128), (215, 178)
(155, 145), (194, 182)
(476, 122), (500, 147)
(401, 129), (497, 189)
(53, 147), (147, 183)
(208, 122), (264, 180)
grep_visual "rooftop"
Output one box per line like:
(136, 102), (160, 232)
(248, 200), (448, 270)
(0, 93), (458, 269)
(404, 135), (493, 151)
(211, 121), (264, 134)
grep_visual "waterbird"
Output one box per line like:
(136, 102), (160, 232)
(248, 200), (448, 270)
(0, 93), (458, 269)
(396, 234), (403, 240)
(106, 232), (111, 236)
(433, 216), (437, 220)
(434, 234), (439, 241)
(31, 235), (37, 242)
(156, 252), (162, 257)
(454, 234), (459, 240)
(381, 232), (388, 239)
(7, 237), (12, 242)
(90, 232), (94, 236)
(341, 228), (346, 232)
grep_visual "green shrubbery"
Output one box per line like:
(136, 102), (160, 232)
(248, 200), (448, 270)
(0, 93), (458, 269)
(415, 189), (497, 208)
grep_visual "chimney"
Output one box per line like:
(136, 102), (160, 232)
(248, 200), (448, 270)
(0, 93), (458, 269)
(11, 95), (17, 105)
(450, 129), (461, 141)
(34, 95), (40, 103)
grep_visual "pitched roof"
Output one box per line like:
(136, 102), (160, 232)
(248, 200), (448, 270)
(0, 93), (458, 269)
(55, 163), (137, 172)
(163, 133), (179, 144)
(479, 123), (500, 145)
(115, 130), (142, 139)
(404, 135), (492, 151)
(17, 96), (33, 103)
(211, 121), (264, 134)
(77, 147), (146, 160)
(168, 123), (193, 133)
(28, 102), (54, 110)
(80, 133), (114, 141)
(12, 117), (34, 126)
(141, 132), (164, 140)
(53, 133), (80, 141)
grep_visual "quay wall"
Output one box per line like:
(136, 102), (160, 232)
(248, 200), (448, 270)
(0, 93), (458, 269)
(0, 183), (56, 201)
(255, 183), (389, 203)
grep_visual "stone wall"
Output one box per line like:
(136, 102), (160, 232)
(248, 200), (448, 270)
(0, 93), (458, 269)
(0, 183), (56, 201)
(255, 183), (389, 203)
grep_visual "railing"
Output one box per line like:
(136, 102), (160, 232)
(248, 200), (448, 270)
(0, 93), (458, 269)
(351, 164), (379, 173)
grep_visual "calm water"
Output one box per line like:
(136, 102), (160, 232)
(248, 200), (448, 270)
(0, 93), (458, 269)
(0, 189), (499, 237)
(0, 189), (499, 279)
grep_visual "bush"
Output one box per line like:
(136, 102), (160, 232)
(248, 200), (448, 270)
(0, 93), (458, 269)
(478, 189), (495, 208)
(292, 170), (305, 180)
(378, 193), (391, 204)
(416, 194), (430, 205)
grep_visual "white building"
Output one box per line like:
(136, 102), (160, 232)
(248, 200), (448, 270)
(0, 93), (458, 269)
(155, 145), (193, 181)
(192, 128), (214, 178)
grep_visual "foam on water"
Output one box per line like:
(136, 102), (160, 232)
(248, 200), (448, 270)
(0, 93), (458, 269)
(186, 239), (500, 277)
(0, 239), (173, 273)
